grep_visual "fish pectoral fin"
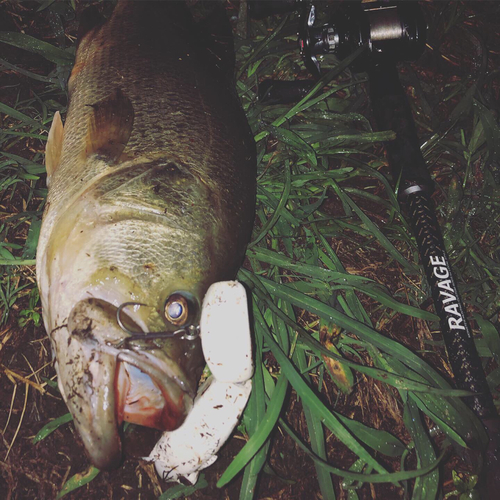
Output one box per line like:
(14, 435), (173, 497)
(85, 88), (134, 164)
(45, 111), (64, 179)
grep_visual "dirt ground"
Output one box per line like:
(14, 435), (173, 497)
(1, 1), (500, 499)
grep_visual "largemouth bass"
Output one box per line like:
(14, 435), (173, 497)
(36, 0), (256, 470)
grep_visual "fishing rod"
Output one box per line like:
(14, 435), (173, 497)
(249, 0), (500, 495)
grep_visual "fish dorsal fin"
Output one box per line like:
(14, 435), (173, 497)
(85, 88), (134, 164)
(46, 111), (64, 179)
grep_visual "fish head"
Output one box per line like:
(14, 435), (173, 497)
(37, 148), (247, 470)
(48, 264), (207, 470)
(37, 147), (242, 469)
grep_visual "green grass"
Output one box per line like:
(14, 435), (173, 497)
(2, 2), (500, 499)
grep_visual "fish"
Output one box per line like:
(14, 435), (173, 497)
(36, 0), (256, 470)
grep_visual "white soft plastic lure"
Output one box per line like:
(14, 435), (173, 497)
(148, 281), (253, 483)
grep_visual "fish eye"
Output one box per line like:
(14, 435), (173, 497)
(164, 293), (195, 327)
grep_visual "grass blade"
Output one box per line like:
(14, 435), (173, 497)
(56, 466), (100, 499)
(0, 31), (74, 66)
(158, 475), (208, 499)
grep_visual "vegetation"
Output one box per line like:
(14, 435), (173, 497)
(1, 1), (499, 499)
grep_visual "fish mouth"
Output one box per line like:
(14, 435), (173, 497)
(60, 298), (196, 470)
(114, 351), (192, 431)
(88, 349), (192, 471)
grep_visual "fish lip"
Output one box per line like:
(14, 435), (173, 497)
(64, 297), (196, 466)
(59, 336), (194, 469)
(83, 344), (193, 469)
(56, 340), (123, 471)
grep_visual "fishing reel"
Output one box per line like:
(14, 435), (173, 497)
(249, 0), (427, 102)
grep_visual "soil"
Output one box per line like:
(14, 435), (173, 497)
(1, 1), (499, 500)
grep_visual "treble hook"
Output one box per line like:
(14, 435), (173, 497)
(112, 301), (200, 349)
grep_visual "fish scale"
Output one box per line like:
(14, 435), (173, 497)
(37, 0), (255, 469)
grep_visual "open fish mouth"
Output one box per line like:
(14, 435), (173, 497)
(115, 351), (192, 431)
(57, 298), (196, 470)
(117, 361), (174, 429)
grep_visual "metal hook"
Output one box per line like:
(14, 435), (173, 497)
(116, 301), (148, 335)
(113, 301), (200, 349)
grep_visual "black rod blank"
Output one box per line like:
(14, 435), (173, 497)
(369, 62), (500, 495)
